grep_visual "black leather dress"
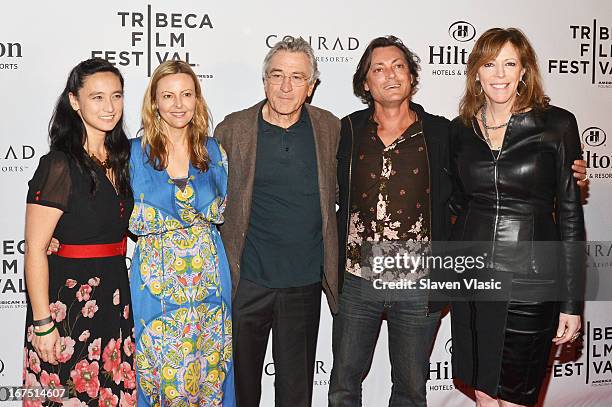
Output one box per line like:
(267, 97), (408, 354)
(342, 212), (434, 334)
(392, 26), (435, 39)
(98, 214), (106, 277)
(448, 106), (585, 405)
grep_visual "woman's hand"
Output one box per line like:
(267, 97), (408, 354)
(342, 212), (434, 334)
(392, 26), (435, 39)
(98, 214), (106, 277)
(46, 237), (60, 255)
(31, 322), (61, 365)
(553, 313), (581, 345)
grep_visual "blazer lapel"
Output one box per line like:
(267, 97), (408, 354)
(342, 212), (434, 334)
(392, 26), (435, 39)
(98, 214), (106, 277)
(236, 101), (264, 217)
(307, 104), (330, 231)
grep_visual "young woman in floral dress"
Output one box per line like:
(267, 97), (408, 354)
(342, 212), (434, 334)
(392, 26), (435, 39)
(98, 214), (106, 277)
(23, 58), (135, 406)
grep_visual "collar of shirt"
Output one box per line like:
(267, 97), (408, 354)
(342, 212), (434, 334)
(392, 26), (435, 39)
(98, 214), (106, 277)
(367, 114), (423, 148)
(259, 104), (311, 133)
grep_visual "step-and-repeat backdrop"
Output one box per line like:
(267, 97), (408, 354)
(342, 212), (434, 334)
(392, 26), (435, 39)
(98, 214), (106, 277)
(2, 1), (612, 405)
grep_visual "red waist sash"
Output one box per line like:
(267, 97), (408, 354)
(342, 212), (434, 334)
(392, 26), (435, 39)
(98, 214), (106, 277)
(56, 237), (127, 258)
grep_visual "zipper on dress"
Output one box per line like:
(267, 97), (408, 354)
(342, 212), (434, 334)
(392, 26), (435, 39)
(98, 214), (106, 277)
(470, 118), (510, 266)
(491, 159), (500, 264)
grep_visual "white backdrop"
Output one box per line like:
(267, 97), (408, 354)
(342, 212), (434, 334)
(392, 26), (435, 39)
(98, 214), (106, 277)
(1, 1), (612, 406)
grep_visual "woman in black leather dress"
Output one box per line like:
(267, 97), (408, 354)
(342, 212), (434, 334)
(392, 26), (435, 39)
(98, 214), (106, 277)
(449, 28), (585, 407)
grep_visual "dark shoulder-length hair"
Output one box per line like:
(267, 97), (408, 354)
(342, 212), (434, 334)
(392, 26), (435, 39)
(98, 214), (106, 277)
(49, 58), (131, 197)
(459, 27), (550, 125)
(353, 35), (421, 106)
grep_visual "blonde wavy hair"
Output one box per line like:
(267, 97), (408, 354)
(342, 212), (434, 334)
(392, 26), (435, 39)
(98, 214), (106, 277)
(459, 28), (550, 125)
(141, 60), (210, 172)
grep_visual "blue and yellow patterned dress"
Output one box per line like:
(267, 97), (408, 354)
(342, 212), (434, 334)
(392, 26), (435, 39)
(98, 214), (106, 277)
(128, 137), (234, 407)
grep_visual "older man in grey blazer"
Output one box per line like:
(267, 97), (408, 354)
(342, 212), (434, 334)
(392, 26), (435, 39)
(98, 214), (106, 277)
(214, 36), (340, 407)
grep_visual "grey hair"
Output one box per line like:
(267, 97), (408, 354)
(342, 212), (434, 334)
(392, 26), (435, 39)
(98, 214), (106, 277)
(262, 36), (320, 84)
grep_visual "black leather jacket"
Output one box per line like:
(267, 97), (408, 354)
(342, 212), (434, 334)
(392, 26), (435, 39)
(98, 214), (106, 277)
(449, 106), (585, 314)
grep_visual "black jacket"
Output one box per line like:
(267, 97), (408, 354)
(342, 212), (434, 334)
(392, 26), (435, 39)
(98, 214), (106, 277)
(449, 106), (585, 314)
(336, 102), (453, 303)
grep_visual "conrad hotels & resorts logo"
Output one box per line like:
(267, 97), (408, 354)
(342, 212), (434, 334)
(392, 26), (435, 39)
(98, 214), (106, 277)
(0, 144), (35, 176)
(265, 34), (360, 64)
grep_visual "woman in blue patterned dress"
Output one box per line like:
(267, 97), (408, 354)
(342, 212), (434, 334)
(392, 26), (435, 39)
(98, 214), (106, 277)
(128, 60), (234, 406)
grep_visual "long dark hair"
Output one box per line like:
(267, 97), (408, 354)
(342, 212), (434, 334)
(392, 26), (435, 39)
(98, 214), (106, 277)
(49, 58), (131, 197)
(353, 35), (421, 106)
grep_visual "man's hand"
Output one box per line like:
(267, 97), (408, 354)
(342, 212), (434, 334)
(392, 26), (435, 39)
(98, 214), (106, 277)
(572, 159), (588, 188)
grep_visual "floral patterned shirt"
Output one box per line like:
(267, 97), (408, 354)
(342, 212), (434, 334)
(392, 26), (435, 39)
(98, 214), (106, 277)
(346, 117), (431, 280)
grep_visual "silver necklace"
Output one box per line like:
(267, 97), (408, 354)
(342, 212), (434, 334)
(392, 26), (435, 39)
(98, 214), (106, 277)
(481, 100), (510, 130)
(480, 101), (509, 149)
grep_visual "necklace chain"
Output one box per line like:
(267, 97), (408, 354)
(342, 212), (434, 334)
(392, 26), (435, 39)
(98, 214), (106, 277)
(85, 138), (111, 170)
(480, 100), (510, 149)
(90, 153), (111, 170)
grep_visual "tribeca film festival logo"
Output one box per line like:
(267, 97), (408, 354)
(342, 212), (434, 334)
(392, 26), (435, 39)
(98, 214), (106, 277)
(546, 322), (612, 386)
(427, 21), (476, 77)
(586, 322), (612, 386)
(548, 19), (612, 88)
(91, 5), (214, 78)
(0, 144), (35, 176)
(265, 35), (360, 64)
(0, 41), (22, 71)
(582, 126), (612, 181)
(0, 238), (27, 310)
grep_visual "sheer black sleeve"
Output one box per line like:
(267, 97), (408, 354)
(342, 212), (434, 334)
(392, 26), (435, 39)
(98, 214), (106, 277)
(26, 151), (72, 212)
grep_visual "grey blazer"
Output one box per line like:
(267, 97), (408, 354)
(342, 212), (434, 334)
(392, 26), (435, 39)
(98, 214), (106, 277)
(214, 100), (341, 313)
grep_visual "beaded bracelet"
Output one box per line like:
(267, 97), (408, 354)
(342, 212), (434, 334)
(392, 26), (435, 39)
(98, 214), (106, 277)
(34, 324), (56, 337)
(33, 315), (53, 326)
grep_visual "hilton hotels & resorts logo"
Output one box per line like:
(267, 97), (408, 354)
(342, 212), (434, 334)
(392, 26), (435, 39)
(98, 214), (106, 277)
(427, 21), (476, 77)
(582, 126), (612, 181)
(0, 41), (22, 71)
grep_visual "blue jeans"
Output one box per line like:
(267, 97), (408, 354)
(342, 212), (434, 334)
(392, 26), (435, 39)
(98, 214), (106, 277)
(328, 273), (440, 407)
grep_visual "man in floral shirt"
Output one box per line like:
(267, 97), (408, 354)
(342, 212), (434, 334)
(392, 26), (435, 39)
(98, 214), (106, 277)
(329, 35), (452, 407)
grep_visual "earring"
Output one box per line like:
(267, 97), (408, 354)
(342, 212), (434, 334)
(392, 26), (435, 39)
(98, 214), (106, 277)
(475, 80), (483, 96)
(155, 110), (160, 120)
(516, 79), (526, 96)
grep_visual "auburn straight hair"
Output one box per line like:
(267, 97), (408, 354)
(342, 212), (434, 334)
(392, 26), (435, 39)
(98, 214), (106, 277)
(459, 27), (550, 125)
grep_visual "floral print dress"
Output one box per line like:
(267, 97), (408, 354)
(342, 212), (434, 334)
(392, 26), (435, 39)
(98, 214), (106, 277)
(128, 137), (234, 407)
(23, 151), (136, 406)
